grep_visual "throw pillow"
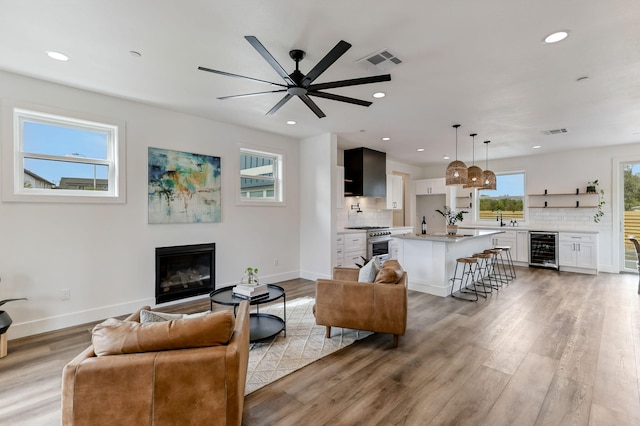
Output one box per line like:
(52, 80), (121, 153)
(140, 309), (211, 323)
(375, 260), (404, 284)
(358, 258), (381, 283)
(92, 309), (234, 356)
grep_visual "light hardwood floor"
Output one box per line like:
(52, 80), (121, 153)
(1, 267), (639, 425)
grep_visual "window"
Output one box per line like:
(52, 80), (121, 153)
(478, 172), (525, 222)
(2, 104), (125, 203)
(238, 147), (283, 204)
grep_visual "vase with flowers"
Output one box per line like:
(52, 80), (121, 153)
(435, 206), (468, 234)
(240, 267), (259, 285)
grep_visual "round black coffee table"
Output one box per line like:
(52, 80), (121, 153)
(209, 284), (286, 342)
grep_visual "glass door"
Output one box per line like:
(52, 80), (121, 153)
(622, 163), (640, 272)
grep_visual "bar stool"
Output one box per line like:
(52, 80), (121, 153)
(472, 252), (496, 294)
(495, 245), (516, 280)
(483, 248), (508, 288)
(450, 257), (484, 301)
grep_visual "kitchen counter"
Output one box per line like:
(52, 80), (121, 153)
(459, 225), (599, 234)
(394, 229), (503, 297)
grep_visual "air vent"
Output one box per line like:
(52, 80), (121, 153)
(542, 128), (568, 135)
(357, 49), (402, 71)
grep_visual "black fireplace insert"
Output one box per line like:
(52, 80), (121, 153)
(155, 243), (215, 304)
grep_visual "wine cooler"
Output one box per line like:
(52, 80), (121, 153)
(529, 231), (559, 270)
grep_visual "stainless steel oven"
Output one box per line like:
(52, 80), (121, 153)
(346, 227), (392, 261)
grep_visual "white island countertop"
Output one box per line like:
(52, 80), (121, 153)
(394, 229), (503, 243)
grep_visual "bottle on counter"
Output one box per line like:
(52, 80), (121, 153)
(421, 216), (427, 234)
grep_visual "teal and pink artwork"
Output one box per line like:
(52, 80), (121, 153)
(148, 148), (221, 223)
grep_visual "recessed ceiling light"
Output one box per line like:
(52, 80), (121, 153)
(45, 51), (70, 61)
(286, 120), (296, 125)
(381, 137), (391, 141)
(544, 31), (569, 44)
(532, 145), (541, 149)
(373, 92), (386, 98)
(443, 155), (450, 160)
(417, 148), (425, 152)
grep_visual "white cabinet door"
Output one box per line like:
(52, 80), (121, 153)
(576, 243), (597, 269)
(516, 231), (529, 262)
(386, 174), (403, 209)
(344, 233), (366, 252)
(558, 233), (598, 271)
(415, 178), (446, 195)
(415, 179), (431, 195)
(558, 241), (576, 267)
(431, 178), (446, 194)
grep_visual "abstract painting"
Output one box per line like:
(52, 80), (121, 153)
(148, 147), (221, 224)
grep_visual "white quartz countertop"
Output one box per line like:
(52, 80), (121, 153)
(394, 229), (503, 243)
(458, 225), (599, 234)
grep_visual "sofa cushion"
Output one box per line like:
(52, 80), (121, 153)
(139, 309), (211, 323)
(374, 260), (404, 284)
(92, 309), (235, 356)
(358, 258), (381, 283)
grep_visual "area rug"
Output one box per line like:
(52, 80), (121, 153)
(245, 296), (372, 394)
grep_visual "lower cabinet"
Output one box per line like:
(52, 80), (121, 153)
(558, 232), (598, 274)
(338, 232), (367, 267)
(516, 230), (529, 263)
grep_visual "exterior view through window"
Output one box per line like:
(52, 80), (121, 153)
(239, 148), (282, 202)
(15, 108), (118, 197)
(478, 172), (525, 222)
(623, 163), (640, 270)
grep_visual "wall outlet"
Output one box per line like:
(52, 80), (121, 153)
(61, 288), (71, 300)
(273, 258), (279, 267)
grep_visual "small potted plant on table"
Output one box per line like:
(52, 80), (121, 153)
(435, 206), (468, 234)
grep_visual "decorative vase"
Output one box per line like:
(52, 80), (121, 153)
(240, 270), (259, 285)
(586, 185), (596, 194)
(446, 225), (458, 235)
(0, 311), (12, 335)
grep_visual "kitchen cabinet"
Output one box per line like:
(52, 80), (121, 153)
(386, 174), (403, 210)
(490, 230), (516, 249)
(558, 232), (598, 274)
(341, 232), (367, 267)
(344, 148), (386, 198)
(336, 166), (345, 209)
(516, 230), (529, 263)
(415, 178), (446, 195)
(336, 234), (344, 267)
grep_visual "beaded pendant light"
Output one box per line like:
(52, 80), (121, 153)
(481, 140), (497, 190)
(445, 124), (468, 186)
(464, 133), (484, 188)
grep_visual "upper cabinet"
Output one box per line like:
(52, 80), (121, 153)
(386, 174), (403, 210)
(415, 178), (446, 195)
(336, 166), (345, 208)
(344, 148), (387, 198)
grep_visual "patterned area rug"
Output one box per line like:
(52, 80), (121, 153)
(245, 296), (372, 394)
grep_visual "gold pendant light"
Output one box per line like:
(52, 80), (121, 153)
(481, 140), (497, 190)
(464, 133), (484, 188)
(445, 124), (468, 186)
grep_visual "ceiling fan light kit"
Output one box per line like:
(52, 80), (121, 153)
(445, 124), (468, 186)
(198, 36), (391, 118)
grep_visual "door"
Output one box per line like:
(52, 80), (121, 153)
(622, 162), (640, 272)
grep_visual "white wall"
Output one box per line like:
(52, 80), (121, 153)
(0, 70), (301, 339)
(299, 133), (336, 281)
(422, 143), (640, 273)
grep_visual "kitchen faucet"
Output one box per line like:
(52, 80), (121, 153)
(496, 210), (505, 227)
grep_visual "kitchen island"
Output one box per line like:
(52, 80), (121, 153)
(394, 229), (504, 297)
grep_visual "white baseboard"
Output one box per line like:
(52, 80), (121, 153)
(407, 281), (449, 297)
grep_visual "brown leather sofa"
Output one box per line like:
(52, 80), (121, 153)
(61, 301), (250, 426)
(315, 266), (408, 347)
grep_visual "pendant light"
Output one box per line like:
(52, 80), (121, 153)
(481, 140), (497, 190)
(445, 124), (468, 186)
(464, 133), (484, 188)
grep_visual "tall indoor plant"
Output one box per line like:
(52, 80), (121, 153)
(435, 206), (468, 234)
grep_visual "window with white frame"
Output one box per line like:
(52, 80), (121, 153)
(478, 172), (525, 222)
(2, 105), (125, 203)
(239, 147), (283, 204)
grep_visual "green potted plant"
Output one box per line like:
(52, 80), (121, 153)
(241, 267), (259, 285)
(589, 180), (605, 223)
(435, 206), (468, 234)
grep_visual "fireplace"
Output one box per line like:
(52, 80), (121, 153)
(155, 243), (215, 304)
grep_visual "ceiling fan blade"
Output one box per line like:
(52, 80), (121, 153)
(218, 89), (287, 100)
(309, 74), (391, 91)
(198, 66), (286, 87)
(308, 91), (372, 107)
(245, 36), (296, 86)
(298, 94), (326, 118)
(266, 94), (294, 116)
(301, 40), (352, 87)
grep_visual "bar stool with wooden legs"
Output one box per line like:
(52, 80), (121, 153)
(495, 245), (516, 280)
(450, 257), (484, 301)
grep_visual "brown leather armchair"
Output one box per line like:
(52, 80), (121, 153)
(315, 266), (408, 347)
(61, 301), (250, 426)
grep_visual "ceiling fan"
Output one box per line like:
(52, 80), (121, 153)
(198, 36), (391, 118)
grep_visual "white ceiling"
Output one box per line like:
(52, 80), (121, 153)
(1, 0), (640, 166)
